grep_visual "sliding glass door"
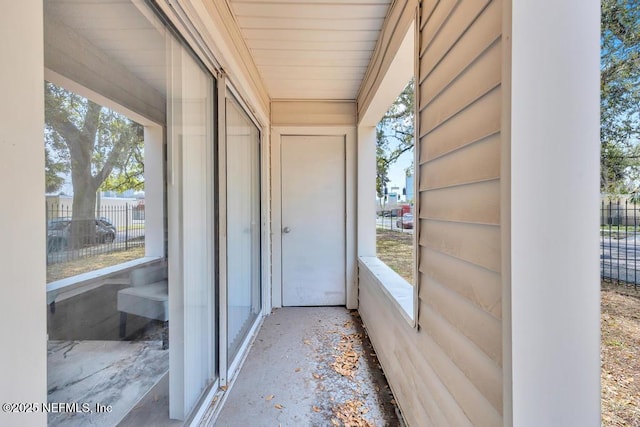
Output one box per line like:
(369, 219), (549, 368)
(225, 96), (261, 362)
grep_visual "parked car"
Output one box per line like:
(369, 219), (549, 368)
(382, 208), (403, 217)
(396, 213), (414, 229)
(97, 217), (115, 228)
(47, 218), (116, 252)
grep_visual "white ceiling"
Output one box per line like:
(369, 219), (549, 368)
(44, 0), (393, 103)
(228, 0), (392, 100)
(44, 0), (168, 95)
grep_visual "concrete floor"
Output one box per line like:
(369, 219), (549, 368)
(215, 307), (400, 426)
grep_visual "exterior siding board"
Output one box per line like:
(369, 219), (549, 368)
(420, 0), (501, 88)
(417, 0), (503, 422)
(420, 0), (439, 30)
(419, 0), (491, 70)
(420, 247), (502, 319)
(420, 300), (503, 412)
(419, 87), (501, 161)
(420, 179), (501, 225)
(358, 0), (503, 424)
(420, 220), (501, 273)
(421, 278), (503, 366)
(414, 313), (502, 426)
(419, 0), (457, 57)
(420, 41), (502, 134)
(420, 132), (501, 190)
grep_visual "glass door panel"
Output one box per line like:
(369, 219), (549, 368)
(225, 97), (261, 362)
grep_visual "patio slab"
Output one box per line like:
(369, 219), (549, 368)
(215, 306), (401, 426)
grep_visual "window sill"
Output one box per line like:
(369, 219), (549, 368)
(46, 256), (163, 305)
(358, 256), (415, 325)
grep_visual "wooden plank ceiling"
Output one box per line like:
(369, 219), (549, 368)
(45, 0), (167, 96)
(228, 0), (392, 100)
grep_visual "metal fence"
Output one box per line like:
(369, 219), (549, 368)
(376, 209), (414, 233)
(46, 203), (145, 265)
(601, 198), (640, 289)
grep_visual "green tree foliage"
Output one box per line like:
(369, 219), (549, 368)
(376, 79), (415, 198)
(45, 148), (68, 193)
(601, 0), (640, 193)
(44, 82), (144, 246)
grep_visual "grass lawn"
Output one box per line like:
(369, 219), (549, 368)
(47, 246), (145, 282)
(376, 228), (414, 283)
(601, 283), (640, 426)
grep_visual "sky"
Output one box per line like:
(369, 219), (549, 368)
(387, 149), (413, 193)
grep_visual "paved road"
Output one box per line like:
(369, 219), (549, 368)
(601, 234), (640, 284)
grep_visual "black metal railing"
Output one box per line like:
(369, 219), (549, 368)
(376, 208), (414, 233)
(46, 203), (145, 265)
(601, 198), (640, 290)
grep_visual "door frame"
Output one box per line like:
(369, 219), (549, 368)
(281, 134), (346, 306)
(271, 127), (357, 309)
(218, 81), (272, 386)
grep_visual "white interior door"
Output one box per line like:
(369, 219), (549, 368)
(281, 135), (345, 306)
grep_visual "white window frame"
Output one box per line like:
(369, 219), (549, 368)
(43, 69), (166, 302)
(357, 21), (418, 326)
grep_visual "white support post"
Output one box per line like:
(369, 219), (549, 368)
(0, 2), (47, 426)
(357, 125), (377, 258)
(144, 126), (165, 258)
(507, 1), (601, 426)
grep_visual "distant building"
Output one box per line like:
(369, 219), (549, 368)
(405, 173), (414, 203)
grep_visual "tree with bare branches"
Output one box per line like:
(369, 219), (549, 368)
(376, 79), (414, 198)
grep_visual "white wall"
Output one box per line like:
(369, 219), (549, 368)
(0, 1), (47, 426)
(507, 1), (601, 425)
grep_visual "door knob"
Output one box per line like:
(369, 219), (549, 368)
(283, 227), (291, 234)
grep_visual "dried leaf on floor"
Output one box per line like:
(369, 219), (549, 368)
(332, 399), (374, 427)
(331, 332), (362, 378)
